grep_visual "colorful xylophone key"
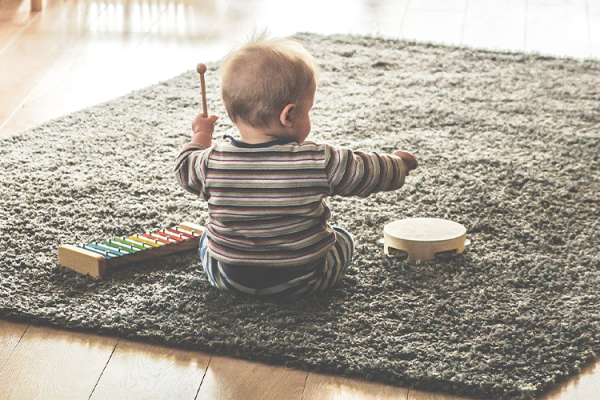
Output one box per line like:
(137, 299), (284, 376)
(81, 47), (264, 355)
(58, 222), (204, 278)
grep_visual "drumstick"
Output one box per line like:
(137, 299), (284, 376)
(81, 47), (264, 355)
(196, 63), (208, 117)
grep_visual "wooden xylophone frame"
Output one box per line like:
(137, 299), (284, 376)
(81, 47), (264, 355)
(58, 222), (204, 278)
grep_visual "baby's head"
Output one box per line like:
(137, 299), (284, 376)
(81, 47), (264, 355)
(220, 34), (319, 143)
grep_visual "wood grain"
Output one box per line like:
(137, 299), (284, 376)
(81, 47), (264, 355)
(408, 388), (481, 400)
(196, 355), (307, 400)
(303, 373), (409, 400)
(0, 0), (106, 134)
(0, 320), (29, 371)
(90, 339), (210, 400)
(0, 324), (117, 399)
(0, 0), (37, 51)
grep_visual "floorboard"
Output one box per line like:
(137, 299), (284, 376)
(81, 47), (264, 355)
(0, 324), (117, 400)
(303, 373), (409, 400)
(196, 354), (307, 400)
(90, 338), (210, 399)
(0, 320), (29, 373)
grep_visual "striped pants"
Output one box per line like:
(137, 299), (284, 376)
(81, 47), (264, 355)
(198, 227), (354, 298)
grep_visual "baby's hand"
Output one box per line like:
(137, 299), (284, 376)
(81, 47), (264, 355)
(392, 150), (418, 176)
(191, 114), (218, 147)
(192, 113), (219, 135)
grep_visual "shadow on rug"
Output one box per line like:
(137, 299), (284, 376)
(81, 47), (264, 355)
(0, 33), (598, 399)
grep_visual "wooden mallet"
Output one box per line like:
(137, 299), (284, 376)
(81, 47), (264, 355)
(196, 63), (208, 117)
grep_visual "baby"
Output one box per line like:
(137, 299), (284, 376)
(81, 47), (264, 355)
(174, 35), (418, 298)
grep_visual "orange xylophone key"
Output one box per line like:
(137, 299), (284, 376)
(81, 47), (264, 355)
(155, 231), (185, 242)
(141, 233), (172, 244)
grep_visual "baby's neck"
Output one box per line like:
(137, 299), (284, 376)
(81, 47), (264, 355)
(235, 120), (286, 144)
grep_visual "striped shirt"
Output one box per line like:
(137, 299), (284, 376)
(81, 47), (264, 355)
(174, 135), (406, 268)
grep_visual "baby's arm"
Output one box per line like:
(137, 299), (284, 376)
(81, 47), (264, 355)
(326, 146), (417, 197)
(173, 113), (218, 199)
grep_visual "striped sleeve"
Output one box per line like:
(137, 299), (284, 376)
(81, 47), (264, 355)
(325, 145), (407, 197)
(173, 142), (212, 200)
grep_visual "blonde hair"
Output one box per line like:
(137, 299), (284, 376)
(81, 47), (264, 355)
(220, 33), (319, 128)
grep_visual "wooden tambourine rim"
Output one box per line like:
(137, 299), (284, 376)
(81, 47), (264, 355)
(383, 218), (470, 261)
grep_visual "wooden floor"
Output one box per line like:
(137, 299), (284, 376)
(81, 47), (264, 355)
(1, 0), (600, 398)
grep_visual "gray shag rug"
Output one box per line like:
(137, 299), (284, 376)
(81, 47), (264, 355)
(1, 33), (599, 399)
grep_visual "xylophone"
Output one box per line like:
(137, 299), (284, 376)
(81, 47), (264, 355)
(58, 222), (204, 278)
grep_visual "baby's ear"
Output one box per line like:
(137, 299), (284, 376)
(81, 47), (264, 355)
(279, 104), (295, 127)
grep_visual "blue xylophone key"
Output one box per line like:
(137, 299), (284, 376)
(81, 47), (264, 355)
(87, 243), (128, 256)
(101, 240), (139, 253)
(77, 244), (117, 259)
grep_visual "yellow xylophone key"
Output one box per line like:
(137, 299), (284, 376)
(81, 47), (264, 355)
(129, 235), (162, 247)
